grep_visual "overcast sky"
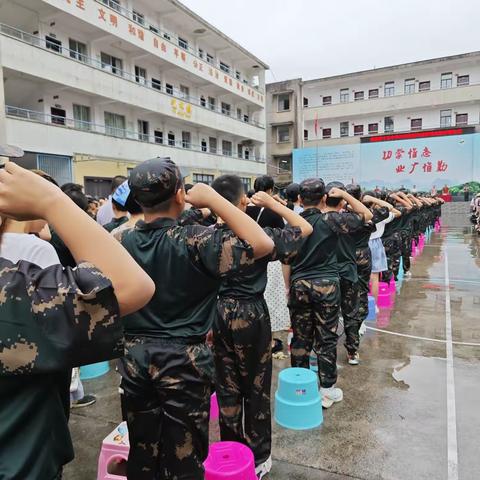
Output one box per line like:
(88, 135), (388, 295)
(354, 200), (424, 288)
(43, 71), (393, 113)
(181, 0), (480, 82)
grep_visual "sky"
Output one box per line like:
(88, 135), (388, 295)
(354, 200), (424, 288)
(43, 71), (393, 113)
(181, 0), (480, 83)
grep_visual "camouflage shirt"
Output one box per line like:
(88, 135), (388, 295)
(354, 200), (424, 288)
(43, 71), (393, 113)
(119, 217), (255, 338)
(0, 259), (120, 480)
(384, 206), (407, 237)
(291, 208), (363, 282)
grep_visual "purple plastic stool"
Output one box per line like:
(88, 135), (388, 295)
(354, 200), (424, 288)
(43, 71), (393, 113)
(388, 278), (396, 292)
(377, 282), (393, 308)
(210, 392), (219, 421)
(204, 441), (257, 480)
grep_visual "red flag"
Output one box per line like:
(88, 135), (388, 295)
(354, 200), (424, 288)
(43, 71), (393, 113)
(314, 113), (319, 137)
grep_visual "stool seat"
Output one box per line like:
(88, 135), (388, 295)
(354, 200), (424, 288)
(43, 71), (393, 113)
(377, 282), (393, 308)
(80, 361), (110, 380)
(97, 422), (129, 480)
(204, 441), (257, 480)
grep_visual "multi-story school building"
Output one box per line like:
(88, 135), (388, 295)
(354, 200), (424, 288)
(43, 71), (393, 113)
(0, 0), (268, 196)
(267, 52), (480, 185)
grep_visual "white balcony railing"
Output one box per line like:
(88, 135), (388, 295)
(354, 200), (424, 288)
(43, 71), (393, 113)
(6, 106), (265, 163)
(0, 23), (264, 129)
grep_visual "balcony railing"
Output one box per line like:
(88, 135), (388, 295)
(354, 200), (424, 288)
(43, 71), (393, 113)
(6, 106), (264, 163)
(0, 23), (264, 129)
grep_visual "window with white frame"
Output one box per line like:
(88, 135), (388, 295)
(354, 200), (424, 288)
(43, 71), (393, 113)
(182, 131), (191, 148)
(322, 96), (332, 105)
(368, 123), (378, 135)
(180, 85), (190, 100)
(193, 173), (214, 185)
(101, 52), (123, 76)
(369, 89), (379, 99)
(221, 102), (231, 116)
(441, 72), (452, 89)
(132, 10), (145, 25)
(277, 93), (290, 111)
(303, 97), (309, 107)
(384, 116), (394, 132)
(457, 75), (469, 86)
(73, 104), (91, 130)
(340, 121), (349, 137)
(154, 130), (163, 144)
(277, 125), (290, 143)
(354, 125), (364, 136)
(137, 120), (149, 141)
(69, 39), (87, 62)
(209, 137), (217, 153)
(104, 111), (125, 137)
(208, 97), (216, 111)
(178, 37), (188, 50)
(151, 78), (161, 90)
(304, 129), (308, 141)
(222, 140), (233, 156)
(340, 88), (349, 103)
(322, 128), (331, 139)
(165, 83), (174, 95)
(241, 177), (251, 192)
(354, 91), (364, 101)
(135, 66), (147, 84)
(411, 118), (422, 130)
(456, 113), (468, 126)
(219, 61), (230, 74)
(419, 81), (430, 92)
(102, 0), (121, 12)
(384, 81), (395, 97)
(404, 78), (415, 94)
(440, 109), (452, 128)
(167, 132), (175, 146)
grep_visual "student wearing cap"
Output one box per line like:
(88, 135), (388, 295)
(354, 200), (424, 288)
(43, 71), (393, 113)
(287, 178), (372, 408)
(210, 175), (312, 478)
(285, 182), (303, 214)
(117, 158), (274, 480)
(109, 180), (144, 239)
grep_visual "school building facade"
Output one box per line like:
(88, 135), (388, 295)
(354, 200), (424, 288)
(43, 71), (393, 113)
(267, 51), (480, 185)
(0, 0), (268, 196)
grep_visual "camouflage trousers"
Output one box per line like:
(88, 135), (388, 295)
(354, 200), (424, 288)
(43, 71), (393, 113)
(356, 247), (372, 325)
(213, 297), (272, 466)
(400, 230), (412, 273)
(289, 278), (340, 388)
(382, 233), (402, 282)
(119, 336), (213, 480)
(340, 278), (361, 355)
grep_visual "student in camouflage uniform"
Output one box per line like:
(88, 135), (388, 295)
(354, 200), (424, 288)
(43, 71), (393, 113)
(117, 158), (274, 480)
(211, 175), (312, 478)
(287, 178), (372, 408)
(0, 160), (154, 480)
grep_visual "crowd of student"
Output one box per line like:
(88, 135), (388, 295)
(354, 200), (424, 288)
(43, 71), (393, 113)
(0, 145), (444, 480)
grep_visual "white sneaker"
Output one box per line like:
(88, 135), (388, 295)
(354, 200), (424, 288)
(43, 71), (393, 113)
(255, 456), (272, 479)
(359, 321), (367, 336)
(404, 271), (412, 279)
(347, 353), (360, 365)
(320, 386), (343, 409)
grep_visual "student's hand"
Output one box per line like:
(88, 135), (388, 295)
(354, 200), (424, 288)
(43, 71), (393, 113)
(0, 162), (63, 220)
(272, 194), (288, 206)
(327, 187), (346, 199)
(251, 191), (276, 209)
(185, 183), (217, 209)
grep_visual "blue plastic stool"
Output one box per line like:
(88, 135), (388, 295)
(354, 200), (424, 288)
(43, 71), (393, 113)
(274, 367), (323, 430)
(366, 295), (377, 320)
(80, 361), (110, 380)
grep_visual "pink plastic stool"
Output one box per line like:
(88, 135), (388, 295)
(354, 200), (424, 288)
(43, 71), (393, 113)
(377, 282), (393, 308)
(210, 392), (220, 421)
(388, 278), (396, 292)
(97, 422), (129, 480)
(204, 441), (257, 480)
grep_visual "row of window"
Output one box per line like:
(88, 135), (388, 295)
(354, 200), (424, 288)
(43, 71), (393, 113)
(192, 173), (252, 191)
(298, 73), (471, 108)
(302, 111), (470, 140)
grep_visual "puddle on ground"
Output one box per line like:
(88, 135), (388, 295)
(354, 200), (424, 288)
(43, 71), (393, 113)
(392, 355), (445, 391)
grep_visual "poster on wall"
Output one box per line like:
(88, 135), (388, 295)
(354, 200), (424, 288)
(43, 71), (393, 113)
(292, 145), (360, 185)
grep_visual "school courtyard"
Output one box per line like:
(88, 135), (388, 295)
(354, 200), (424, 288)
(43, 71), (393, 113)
(65, 203), (480, 480)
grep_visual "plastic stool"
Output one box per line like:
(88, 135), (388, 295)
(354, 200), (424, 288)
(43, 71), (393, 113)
(204, 441), (257, 480)
(309, 352), (318, 372)
(274, 367), (323, 430)
(210, 392), (219, 421)
(377, 282), (393, 308)
(80, 361), (110, 380)
(376, 308), (392, 328)
(366, 295), (377, 321)
(388, 278), (396, 292)
(97, 422), (129, 480)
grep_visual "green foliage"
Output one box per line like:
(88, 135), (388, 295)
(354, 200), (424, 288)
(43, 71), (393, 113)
(449, 181), (480, 195)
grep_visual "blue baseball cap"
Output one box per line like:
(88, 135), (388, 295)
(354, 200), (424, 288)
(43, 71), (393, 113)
(112, 180), (131, 207)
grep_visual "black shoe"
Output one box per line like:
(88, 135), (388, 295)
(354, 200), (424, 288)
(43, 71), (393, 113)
(71, 394), (96, 409)
(272, 338), (283, 354)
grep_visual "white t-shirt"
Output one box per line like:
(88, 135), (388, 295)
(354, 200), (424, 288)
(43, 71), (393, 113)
(1, 233), (60, 268)
(370, 212), (395, 240)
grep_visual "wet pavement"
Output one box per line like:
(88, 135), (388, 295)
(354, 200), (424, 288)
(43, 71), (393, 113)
(64, 205), (480, 480)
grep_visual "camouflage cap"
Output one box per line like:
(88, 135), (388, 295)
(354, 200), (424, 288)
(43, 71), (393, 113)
(128, 157), (182, 207)
(325, 181), (346, 193)
(299, 178), (325, 203)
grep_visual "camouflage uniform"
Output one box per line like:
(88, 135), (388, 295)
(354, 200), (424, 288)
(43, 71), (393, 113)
(382, 206), (406, 282)
(289, 206), (363, 387)
(0, 259), (121, 480)
(213, 225), (302, 466)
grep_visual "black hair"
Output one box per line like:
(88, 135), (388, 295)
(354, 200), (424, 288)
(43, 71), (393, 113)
(63, 185), (89, 212)
(111, 175), (127, 194)
(325, 181), (346, 207)
(247, 189), (255, 199)
(211, 175), (244, 205)
(346, 183), (362, 201)
(184, 183), (194, 194)
(285, 183), (300, 203)
(112, 198), (128, 213)
(254, 175), (275, 193)
(61, 182), (83, 193)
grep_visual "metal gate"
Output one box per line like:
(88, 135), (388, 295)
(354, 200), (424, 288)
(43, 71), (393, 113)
(37, 154), (73, 187)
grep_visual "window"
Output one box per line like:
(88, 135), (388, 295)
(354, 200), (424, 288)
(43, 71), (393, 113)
(368, 123), (379, 135)
(132, 10), (145, 25)
(69, 39), (87, 62)
(322, 128), (331, 139)
(222, 140), (233, 156)
(73, 104), (90, 130)
(340, 122), (349, 137)
(165, 83), (174, 95)
(241, 177), (251, 192)
(167, 132), (175, 146)
(243, 114), (249, 123)
(384, 116), (394, 133)
(440, 109), (452, 128)
(322, 96), (332, 105)
(138, 120), (149, 141)
(419, 81), (431, 92)
(178, 37), (188, 50)
(135, 66), (147, 84)
(235, 70), (241, 80)
(384, 81), (395, 96)
(369, 89), (379, 99)
(244, 149), (250, 160)
(201, 139), (207, 152)
(456, 113), (468, 126)
(411, 118), (422, 131)
(457, 75), (469, 86)
(277, 125), (290, 143)
(102, 0), (121, 12)
(340, 88), (349, 103)
(51, 107), (66, 126)
(206, 53), (214, 64)
(154, 130), (163, 144)
(441, 72), (452, 89)
(208, 97), (216, 111)
(354, 125), (364, 136)
(304, 129), (308, 141)
(46, 35), (62, 53)
(237, 108), (242, 120)
(221, 102), (231, 116)
(200, 96), (206, 107)
(182, 131), (191, 149)
(277, 93), (290, 111)
(198, 48), (204, 59)
(151, 78), (161, 91)
(193, 173), (214, 185)
(149, 25), (159, 34)
(180, 85), (190, 100)
(101, 52), (123, 76)
(219, 61), (230, 74)
(209, 137), (217, 154)
(237, 144), (243, 159)
(104, 112), (125, 137)
(404, 78), (415, 94)
(303, 97), (309, 107)
(163, 32), (171, 41)
(354, 91), (364, 101)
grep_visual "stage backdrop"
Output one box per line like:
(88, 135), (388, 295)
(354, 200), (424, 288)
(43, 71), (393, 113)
(293, 132), (480, 189)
